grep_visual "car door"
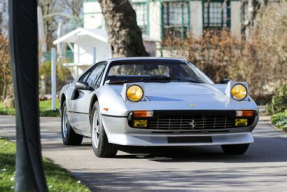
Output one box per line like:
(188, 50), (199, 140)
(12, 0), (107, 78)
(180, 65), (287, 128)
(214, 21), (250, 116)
(68, 68), (94, 128)
(73, 62), (107, 135)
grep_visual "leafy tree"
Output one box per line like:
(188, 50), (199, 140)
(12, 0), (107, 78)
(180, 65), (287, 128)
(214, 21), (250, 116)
(60, 0), (84, 28)
(39, 0), (57, 50)
(39, 0), (84, 50)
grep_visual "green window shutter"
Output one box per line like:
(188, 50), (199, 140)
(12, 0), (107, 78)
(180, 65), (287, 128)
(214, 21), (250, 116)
(202, 0), (231, 34)
(161, 1), (190, 40)
(133, 1), (150, 35)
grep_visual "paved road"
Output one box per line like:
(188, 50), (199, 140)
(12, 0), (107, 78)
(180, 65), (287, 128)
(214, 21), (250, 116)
(0, 115), (287, 192)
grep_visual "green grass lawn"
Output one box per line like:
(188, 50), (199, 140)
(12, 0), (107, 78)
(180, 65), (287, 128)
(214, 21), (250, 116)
(0, 138), (90, 192)
(271, 111), (287, 132)
(0, 100), (60, 117)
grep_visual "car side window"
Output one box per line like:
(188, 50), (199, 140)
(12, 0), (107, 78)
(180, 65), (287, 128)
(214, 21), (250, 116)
(86, 63), (106, 87)
(78, 67), (94, 82)
(94, 70), (105, 89)
(81, 72), (91, 82)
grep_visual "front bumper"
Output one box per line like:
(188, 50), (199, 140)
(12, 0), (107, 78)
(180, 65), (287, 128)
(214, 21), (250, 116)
(101, 114), (259, 146)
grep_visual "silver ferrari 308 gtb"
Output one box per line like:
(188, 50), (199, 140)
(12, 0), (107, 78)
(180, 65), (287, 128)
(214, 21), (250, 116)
(59, 57), (259, 157)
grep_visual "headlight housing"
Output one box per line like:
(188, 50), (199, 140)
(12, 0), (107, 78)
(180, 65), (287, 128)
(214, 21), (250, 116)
(126, 85), (144, 102)
(231, 84), (247, 101)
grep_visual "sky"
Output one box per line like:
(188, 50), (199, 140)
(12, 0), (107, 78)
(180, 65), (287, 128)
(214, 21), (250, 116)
(0, 0), (8, 35)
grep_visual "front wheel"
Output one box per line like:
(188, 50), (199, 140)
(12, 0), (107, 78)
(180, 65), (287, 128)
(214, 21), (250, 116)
(91, 102), (118, 157)
(221, 144), (250, 155)
(61, 101), (83, 145)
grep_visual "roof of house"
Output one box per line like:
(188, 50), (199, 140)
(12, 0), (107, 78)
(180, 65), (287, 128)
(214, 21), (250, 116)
(53, 27), (156, 45)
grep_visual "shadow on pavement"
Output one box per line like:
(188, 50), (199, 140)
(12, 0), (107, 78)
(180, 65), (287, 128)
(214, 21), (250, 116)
(117, 135), (287, 163)
(76, 163), (287, 192)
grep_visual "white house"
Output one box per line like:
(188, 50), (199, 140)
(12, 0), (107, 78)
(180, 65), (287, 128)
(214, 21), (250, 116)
(54, 28), (112, 64)
(53, 27), (156, 78)
(53, 28), (111, 77)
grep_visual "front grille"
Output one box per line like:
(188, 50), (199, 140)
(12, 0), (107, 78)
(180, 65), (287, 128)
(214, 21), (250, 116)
(148, 115), (235, 130)
(128, 110), (256, 131)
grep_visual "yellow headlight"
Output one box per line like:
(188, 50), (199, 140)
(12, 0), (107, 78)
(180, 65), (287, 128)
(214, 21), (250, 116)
(126, 85), (144, 102)
(231, 84), (247, 101)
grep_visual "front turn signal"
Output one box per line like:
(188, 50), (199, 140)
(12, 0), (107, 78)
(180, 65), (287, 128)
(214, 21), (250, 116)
(134, 110), (154, 118)
(236, 110), (254, 117)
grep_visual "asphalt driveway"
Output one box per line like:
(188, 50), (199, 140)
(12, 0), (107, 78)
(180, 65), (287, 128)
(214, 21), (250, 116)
(0, 115), (287, 192)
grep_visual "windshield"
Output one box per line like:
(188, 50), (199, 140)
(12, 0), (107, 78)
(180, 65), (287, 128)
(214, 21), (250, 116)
(105, 60), (214, 84)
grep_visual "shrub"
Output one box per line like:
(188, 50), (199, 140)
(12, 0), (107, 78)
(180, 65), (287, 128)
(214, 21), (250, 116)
(160, 32), (283, 102)
(159, 1), (287, 104)
(39, 60), (72, 94)
(0, 36), (12, 101)
(271, 111), (287, 131)
(39, 60), (52, 77)
(266, 82), (287, 114)
(255, 0), (287, 64)
(40, 60), (72, 81)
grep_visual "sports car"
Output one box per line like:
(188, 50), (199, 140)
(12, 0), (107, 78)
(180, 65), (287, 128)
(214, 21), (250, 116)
(59, 57), (259, 157)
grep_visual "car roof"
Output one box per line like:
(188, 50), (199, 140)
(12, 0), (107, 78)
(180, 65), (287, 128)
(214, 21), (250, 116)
(105, 57), (187, 63)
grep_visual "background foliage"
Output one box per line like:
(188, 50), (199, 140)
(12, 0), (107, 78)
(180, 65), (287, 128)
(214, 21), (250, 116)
(266, 82), (287, 114)
(161, 32), (282, 103)
(160, 1), (287, 103)
(0, 36), (11, 101)
(39, 60), (72, 94)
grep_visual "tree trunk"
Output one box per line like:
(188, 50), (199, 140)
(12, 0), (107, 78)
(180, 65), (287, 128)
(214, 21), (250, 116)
(245, 0), (257, 43)
(98, 0), (149, 57)
(0, 10), (2, 36)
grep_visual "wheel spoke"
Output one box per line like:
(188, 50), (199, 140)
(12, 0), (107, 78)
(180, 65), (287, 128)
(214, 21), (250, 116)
(62, 107), (68, 139)
(92, 111), (100, 148)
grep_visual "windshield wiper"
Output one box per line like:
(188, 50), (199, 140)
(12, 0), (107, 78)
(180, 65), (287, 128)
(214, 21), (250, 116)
(147, 76), (200, 83)
(107, 76), (201, 84)
(106, 79), (129, 84)
(143, 76), (173, 81)
(141, 76), (201, 83)
(174, 78), (200, 83)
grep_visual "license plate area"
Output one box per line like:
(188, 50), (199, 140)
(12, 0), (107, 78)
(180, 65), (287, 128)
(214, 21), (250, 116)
(167, 136), (213, 143)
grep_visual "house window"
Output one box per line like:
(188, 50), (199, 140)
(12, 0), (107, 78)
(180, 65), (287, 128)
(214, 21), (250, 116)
(133, 2), (149, 35)
(161, 1), (190, 40)
(203, 0), (231, 33)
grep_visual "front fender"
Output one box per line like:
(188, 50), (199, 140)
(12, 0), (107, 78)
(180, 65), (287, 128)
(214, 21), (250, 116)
(94, 85), (128, 116)
(59, 83), (73, 112)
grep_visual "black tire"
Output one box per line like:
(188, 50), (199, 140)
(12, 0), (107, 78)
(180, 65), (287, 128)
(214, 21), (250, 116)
(221, 144), (250, 155)
(91, 102), (118, 157)
(61, 101), (83, 145)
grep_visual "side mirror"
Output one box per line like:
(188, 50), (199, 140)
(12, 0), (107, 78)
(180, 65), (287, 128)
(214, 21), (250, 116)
(220, 79), (230, 84)
(75, 81), (92, 91)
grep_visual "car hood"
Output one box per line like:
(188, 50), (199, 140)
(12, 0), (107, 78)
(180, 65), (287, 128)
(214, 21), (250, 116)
(101, 82), (257, 113)
(143, 82), (226, 103)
